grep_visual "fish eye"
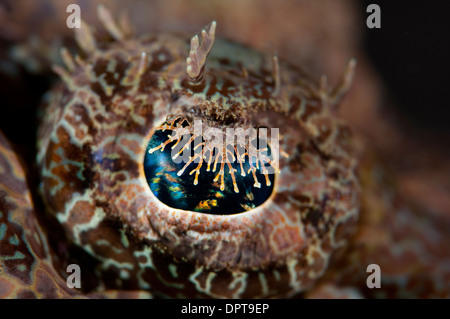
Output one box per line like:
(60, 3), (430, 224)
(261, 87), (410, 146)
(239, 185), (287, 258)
(143, 120), (275, 215)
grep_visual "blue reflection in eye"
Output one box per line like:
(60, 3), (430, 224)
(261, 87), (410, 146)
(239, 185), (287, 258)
(144, 128), (275, 215)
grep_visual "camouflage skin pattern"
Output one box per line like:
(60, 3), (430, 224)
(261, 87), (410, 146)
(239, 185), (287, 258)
(34, 9), (360, 298)
(0, 131), (150, 298)
(0, 5), (449, 298)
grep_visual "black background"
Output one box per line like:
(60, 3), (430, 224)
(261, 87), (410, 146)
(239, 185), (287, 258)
(362, 0), (450, 137)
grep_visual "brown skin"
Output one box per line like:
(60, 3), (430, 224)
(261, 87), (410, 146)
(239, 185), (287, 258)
(0, 1), (449, 298)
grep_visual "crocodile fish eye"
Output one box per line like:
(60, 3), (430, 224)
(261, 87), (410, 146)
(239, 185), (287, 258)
(144, 119), (275, 214)
(35, 10), (359, 298)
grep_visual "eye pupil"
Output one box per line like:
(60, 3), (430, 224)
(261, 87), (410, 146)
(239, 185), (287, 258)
(144, 128), (275, 215)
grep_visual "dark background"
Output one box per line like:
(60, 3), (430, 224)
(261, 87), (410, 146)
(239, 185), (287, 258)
(362, 0), (450, 137)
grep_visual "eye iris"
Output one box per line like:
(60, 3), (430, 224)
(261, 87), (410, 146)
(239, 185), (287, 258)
(143, 128), (275, 215)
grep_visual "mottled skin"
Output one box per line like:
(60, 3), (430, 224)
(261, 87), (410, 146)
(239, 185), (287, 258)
(317, 147), (450, 298)
(0, 4), (449, 299)
(0, 131), (150, 298)
(33, 13), (359, 298)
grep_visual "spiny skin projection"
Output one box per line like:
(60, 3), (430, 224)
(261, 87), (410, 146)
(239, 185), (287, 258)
(36, 12), (360, 298)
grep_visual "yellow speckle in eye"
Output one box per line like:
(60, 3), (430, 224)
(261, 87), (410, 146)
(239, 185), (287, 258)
(195, 199), (218, 211)
(169, 186), (181, 193)
(165, 173), (179, 183)
(240, 203), (255, 211)
(245, 192), (254, 201)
